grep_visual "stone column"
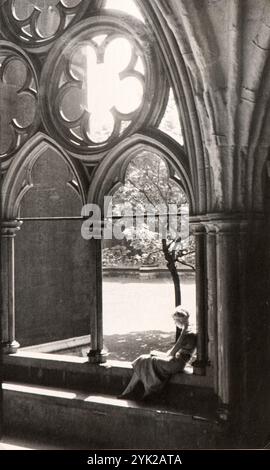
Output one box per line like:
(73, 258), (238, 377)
(205, 223), (218, 393)
(214, 220), (244, 411)
(1, 220), (22, 354)
(192, 224), (209, 375)
(87, 225), (106, 364)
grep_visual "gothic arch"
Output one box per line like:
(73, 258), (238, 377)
(137, 0), (207, 215)
(88, 130), (195, 215)
(1, 132), (89, 220)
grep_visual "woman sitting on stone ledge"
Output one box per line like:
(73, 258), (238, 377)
(118, 307), (197, 400)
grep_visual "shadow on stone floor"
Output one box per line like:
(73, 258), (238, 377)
(72, 330), (176, 361)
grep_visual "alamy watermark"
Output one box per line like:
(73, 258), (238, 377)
(81, 196), (190, 246)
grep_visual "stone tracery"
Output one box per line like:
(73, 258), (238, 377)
(0, 0), (92, 50)
(40, 14), (168, 157)
(0, 41), (39, 162)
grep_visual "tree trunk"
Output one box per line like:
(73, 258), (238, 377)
(162, 240), (181, 340)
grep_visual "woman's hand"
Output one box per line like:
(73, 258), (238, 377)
(150, 350), (170, 357)
(150, 326), (188, 358)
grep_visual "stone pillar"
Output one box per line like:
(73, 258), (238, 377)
(1, 220), (22, 354)
(87, 233), (106, 364)
(238, 218), (270, 443)
(192, 224), (209, 375)
(190, 215), (269, 443)
(214, 220), (245, 413)
(205, 224), (218, 393)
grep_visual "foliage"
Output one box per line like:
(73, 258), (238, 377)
(104, 151), (195, 270)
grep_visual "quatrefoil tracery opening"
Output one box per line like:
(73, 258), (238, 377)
(0, 0), (92, 50)
(59, 35), (145, 145)
(0, 43), (39, 161)
(40, 15), (168, 158)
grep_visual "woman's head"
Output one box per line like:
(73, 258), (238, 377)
(172, 306), (190, 328)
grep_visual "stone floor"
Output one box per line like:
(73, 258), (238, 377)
(1, 431), (95, 450)
(0, 436), (65, 450)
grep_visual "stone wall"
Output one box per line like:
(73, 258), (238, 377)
(14, 149), (92, 346)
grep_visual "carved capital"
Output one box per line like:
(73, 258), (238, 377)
(190, 222), (205, 235)
(1, 219), (23, 237)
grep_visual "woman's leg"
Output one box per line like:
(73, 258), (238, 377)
(118, 372), (140, 397)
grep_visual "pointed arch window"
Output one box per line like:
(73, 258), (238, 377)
(1, 0), (210, 387)
(85, 132), (202, 368)
(101, 149), (196, 360)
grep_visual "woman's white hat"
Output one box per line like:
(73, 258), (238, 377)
(174, 306), (190, 318)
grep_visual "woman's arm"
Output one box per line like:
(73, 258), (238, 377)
(150, 327), (188, 358)
(166, 327), (187, 357)
(150, 350), (168, 357)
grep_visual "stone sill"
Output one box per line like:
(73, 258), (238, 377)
(3, 381), (221, 449)
(2, 381), (215, 423)
(3, 350), (213, 388)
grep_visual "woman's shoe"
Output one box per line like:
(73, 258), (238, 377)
(117, 390), (137, 400)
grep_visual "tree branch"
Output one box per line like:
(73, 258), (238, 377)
(177, 259), (195, 271)
(127, 178), (156, 208)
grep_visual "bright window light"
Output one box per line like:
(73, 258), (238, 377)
(105, 0), (145, 22)
(159, 89), (184, 146)
(65, 37), (144, 143)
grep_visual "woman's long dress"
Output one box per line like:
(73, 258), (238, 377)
(132, 331), (197, 395)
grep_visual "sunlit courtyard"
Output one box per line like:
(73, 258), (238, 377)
(102, 275), (196, 361)
(103, 276), (196, 335)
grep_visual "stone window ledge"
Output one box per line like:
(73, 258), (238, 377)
(3, 350), (213, 388)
